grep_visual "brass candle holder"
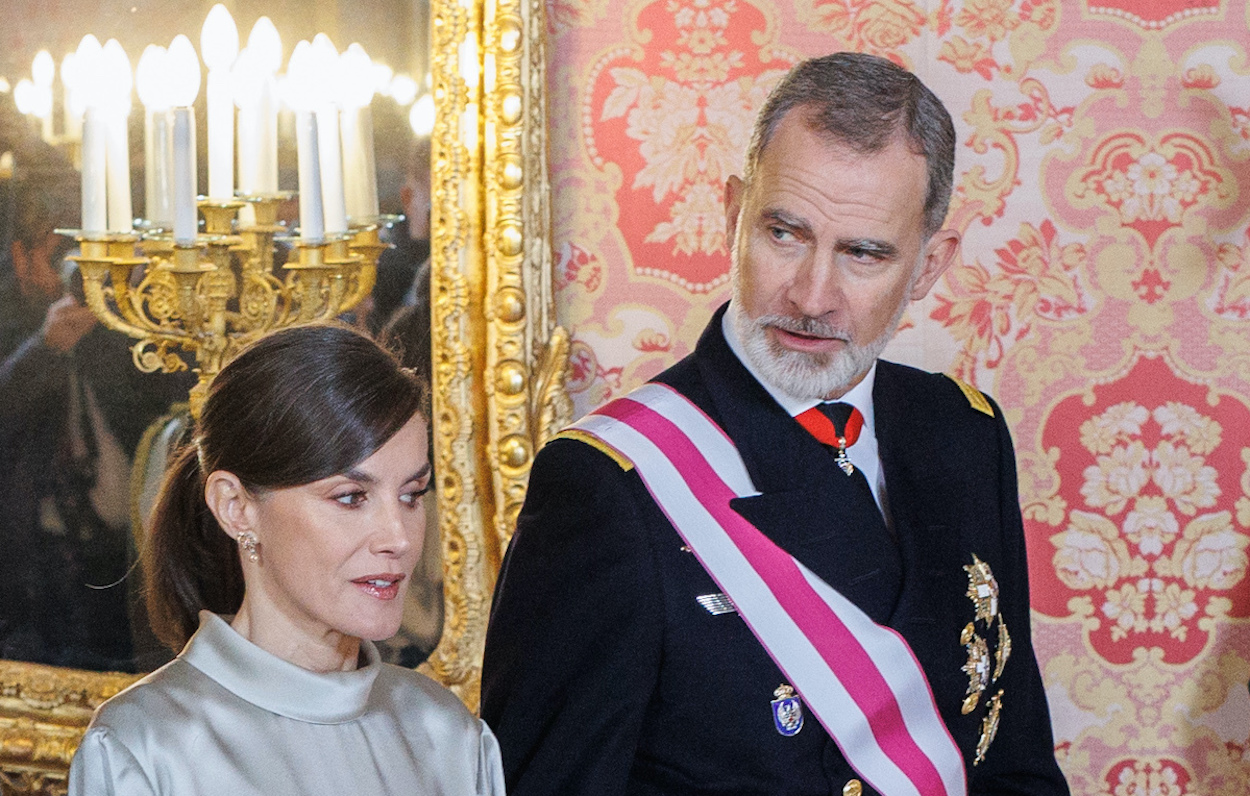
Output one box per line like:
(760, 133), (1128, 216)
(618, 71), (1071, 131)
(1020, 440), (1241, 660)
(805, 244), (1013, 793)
(59, 197), (389, 418)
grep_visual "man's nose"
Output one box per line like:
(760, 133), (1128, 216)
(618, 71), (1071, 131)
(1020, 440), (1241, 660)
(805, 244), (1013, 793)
(786, 255), (841, 318)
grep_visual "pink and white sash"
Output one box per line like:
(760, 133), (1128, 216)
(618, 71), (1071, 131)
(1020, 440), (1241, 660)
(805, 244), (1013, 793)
(568, 383), (967, 796)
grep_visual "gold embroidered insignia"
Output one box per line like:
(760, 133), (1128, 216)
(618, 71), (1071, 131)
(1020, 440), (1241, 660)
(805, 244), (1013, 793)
(964, 555), (999, 626)
(552, 429), (635, 471)
(961, 630), (990, 715)
(945, 375), (995, 417)
(974, 689), (1004, 765)
(994, 619), (1012, 680)
(960, 622), (976, 646)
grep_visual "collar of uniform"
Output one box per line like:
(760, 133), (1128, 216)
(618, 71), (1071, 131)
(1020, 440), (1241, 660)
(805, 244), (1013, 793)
(180, 611), (381, 724)
(721, 304), (878, 431)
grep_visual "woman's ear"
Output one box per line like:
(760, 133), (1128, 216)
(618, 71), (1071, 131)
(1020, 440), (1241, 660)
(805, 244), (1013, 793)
(203, 470), (256, 540)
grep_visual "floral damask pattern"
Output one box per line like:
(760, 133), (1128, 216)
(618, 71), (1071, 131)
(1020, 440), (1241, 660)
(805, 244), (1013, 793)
(792, 0), (926, 58)
(932, 219), (1087, 377)
(1034, 356), (1250, 664)
(1070, 133), (1232, 251)
(586, 0), (792, 292)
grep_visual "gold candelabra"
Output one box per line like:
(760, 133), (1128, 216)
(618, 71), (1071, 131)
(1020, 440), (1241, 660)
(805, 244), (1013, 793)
(59, 197), (388, 417)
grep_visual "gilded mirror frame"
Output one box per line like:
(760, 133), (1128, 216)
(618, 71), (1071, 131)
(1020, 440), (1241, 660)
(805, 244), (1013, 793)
(0, 0), (564, 787)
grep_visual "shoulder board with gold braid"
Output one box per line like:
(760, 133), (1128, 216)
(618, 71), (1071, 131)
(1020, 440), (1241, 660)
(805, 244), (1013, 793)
(551, 428), (636, 471)
(945, 375), (995, 417)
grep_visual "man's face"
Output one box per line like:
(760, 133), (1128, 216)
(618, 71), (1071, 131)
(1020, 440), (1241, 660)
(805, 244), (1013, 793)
(11, 232), (63, 303)
(725, 110), (958, 400)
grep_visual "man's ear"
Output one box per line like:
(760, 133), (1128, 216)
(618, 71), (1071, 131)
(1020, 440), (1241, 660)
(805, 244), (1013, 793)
(910, 229), (960, 301)
(203, 470), (256, 541)
(724, 176), (746, 250)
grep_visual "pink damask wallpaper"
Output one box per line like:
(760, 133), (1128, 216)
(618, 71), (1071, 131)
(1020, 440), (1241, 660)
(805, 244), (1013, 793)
(548, 0), (1250, 792)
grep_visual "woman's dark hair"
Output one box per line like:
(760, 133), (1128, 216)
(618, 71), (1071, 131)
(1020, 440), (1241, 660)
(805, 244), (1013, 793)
(145, 323), (429, 650)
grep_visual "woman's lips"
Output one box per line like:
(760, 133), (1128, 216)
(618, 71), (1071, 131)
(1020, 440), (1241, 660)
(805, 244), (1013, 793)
(352, 574), (406, 600)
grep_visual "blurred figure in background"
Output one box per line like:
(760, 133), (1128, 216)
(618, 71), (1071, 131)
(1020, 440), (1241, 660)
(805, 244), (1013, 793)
(0, 92), (191, 670)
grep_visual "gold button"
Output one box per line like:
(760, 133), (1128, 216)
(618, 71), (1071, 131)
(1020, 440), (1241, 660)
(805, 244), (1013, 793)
(843, 779), (863, 796)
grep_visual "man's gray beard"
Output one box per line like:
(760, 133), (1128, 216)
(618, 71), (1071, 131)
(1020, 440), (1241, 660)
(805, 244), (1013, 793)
(732, 305), (903, 401)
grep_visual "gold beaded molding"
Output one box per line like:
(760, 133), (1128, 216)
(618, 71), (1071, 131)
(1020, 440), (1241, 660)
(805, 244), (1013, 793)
(0, 0), (567, 785)
(421, 0), (570, 712)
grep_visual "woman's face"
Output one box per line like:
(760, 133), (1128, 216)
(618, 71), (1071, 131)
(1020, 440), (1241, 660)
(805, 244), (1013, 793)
(242, 413), (431, 648)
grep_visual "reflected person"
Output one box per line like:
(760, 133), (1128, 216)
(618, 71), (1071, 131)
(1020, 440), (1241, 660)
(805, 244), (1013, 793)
(0, 165), (189, 670)
(68, 325), (504, 795)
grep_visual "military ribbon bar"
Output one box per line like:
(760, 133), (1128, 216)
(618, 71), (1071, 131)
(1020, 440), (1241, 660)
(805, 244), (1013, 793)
(571, 383), (967, 796)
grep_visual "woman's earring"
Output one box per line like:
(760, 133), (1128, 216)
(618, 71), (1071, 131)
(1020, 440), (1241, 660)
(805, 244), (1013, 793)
(237, 531), (260, 563)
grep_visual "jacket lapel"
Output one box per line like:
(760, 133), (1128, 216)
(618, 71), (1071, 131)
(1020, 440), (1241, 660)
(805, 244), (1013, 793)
(874, 362), (967, 628)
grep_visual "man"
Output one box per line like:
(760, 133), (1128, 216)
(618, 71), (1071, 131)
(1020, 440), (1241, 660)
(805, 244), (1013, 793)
(481, 52), (1069, 796)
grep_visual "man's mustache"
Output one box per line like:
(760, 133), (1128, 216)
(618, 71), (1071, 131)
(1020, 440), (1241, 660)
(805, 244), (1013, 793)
(758, 314), (852, 342)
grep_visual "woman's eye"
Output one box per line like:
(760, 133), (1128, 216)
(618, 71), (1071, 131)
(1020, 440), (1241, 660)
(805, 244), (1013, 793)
(334, 491), (367, 507)
(400, 484), (431, 506)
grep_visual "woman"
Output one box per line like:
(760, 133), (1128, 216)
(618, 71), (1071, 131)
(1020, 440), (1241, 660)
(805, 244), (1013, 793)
(68, 324), (504, 795)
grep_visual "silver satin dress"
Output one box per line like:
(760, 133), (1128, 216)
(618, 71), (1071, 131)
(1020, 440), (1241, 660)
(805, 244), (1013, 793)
(68, 612), (505, 795)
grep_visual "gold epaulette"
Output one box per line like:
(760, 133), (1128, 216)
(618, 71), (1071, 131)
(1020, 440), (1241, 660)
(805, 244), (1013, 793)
(945, 375), (995, 417)
(551, 429), (635, 471)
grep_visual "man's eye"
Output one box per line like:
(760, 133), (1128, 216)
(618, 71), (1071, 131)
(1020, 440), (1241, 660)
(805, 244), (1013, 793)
(334, 491), (367, 507)
(768, 226), (795, 242)
(846, 247), (882, 262)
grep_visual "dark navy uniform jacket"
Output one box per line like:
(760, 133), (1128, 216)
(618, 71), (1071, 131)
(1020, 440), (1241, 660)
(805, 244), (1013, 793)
(481, 304), (1070, 796)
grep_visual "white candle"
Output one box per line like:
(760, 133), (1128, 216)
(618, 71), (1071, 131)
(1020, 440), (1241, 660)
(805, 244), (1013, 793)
(99, 39), (134, 232)
(80, 107), (107, 233)
(316, 107), (347, 234)
(338, 43), (379, 223)
(236, 102), (258, 196)
(235, 96), (259, 227)
(206, 70), (234, 200)
(172, 107), (197, 244)
(137, 45), (173, 227)
(341, 106), (379, 222)
(258, 75), (279, 193)
(105, 109), (133, 232)
(32, 51), (55, 144)
(147, 110), (173, 226)
(201, 4), (239, 201)
(61, 53), (82, 142)
(296, 110), (324, 241)
(166, 34), (203, 243)
(247, 18), (283, 195)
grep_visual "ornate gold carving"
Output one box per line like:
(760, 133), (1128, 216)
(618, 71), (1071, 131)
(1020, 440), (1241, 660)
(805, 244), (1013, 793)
(0, 662), (139, 789)
(421, 0), (567, 714)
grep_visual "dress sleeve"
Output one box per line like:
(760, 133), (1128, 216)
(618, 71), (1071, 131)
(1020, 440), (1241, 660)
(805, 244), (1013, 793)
(67, 727), (158, 796)
(476, 719), (507, 795)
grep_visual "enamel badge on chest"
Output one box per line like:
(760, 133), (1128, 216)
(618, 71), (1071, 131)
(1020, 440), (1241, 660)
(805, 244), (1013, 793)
(834, 437), (855, 476)
(771, 684), (804, 736)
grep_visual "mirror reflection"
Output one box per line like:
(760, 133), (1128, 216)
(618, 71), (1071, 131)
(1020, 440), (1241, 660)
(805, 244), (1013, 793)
(0, 0), (438, 674)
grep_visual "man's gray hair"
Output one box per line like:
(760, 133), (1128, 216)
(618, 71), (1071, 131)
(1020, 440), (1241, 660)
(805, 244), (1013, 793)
(743, 52), (956, 239)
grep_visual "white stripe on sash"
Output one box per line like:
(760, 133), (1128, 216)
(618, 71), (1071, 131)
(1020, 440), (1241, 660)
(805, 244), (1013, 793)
(571, 383), (966, 796)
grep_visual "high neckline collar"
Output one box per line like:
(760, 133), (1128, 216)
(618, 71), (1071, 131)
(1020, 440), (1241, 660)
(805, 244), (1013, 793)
(180, 611), (381, 724)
